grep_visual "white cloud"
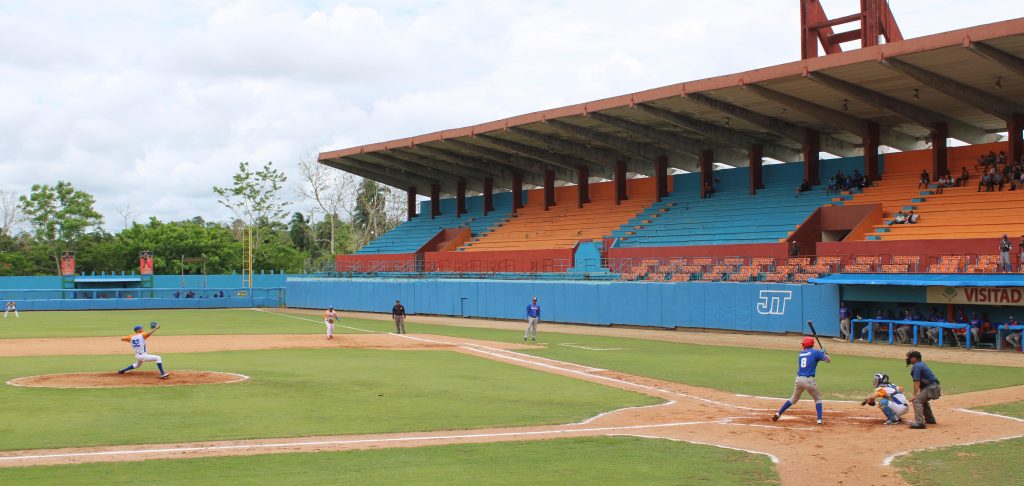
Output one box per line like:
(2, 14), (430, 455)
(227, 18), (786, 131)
(0, 0), (1018, 228)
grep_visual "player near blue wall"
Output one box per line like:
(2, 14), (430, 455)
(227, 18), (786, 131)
(772, 336), (831, 424)
(524, 297), (540, 341)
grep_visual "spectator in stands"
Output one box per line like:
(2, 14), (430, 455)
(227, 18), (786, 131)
(1010, 165), (1022, 191)
(906, 211), (919, 224)
(790, 240), (800, 257)
(795, 178), (810, 197)
(185, 290), (195, 298)
(918, 170), (930, 189)
(1020, 235), (1024, 271)
(998, 151), (1007, 165)
(890, 211), (907, 225)
(960, 166), (970, 187)
(1005, 316), (1022, 351)
(839, 301), (852, 340)
(825, 175), (839, 195)
(1000, 235), (1013, 273)
(173, 291), (180, 298)
(703, 181), (714, 199)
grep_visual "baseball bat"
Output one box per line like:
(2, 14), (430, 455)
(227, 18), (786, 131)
(807, 320), (827, 354)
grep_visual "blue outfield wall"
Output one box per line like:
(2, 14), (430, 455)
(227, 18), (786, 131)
(287, 278), (841, 336)
(0, 273), (289, 290)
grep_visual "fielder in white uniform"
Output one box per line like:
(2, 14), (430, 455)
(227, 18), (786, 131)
(117, 323), (169, 378)
(3, 301), (17, 318)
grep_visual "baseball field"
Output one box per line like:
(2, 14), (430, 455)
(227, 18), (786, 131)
(1, 309), (1023, 485)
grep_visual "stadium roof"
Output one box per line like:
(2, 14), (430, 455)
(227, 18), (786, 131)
(319, 17), (1024, 195)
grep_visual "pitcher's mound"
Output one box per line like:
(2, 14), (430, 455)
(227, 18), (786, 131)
(7, 371), (249, 389)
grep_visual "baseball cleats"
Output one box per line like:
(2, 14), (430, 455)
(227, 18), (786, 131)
(771, 414), (780, 422)
(884, 419), (902, 425)
(117, 369), (126, 374)
(160, 373), (170, 379)
(909, 423), (926, 429)
(816, 419), (823, 425)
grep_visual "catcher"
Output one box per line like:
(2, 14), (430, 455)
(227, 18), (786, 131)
(861, 373), (909, 425)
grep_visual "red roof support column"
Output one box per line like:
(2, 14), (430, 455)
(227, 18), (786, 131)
(803, 128), (821, 186)
(932, 122), (949, 177)
(543, 169), (555, 211)
(700, 150), (713, 198)
(749, 144), (764, 195)
(406, 186), (417, 221)
(577, 166), (589, 208)
(614, 160), (628, 205)
(1009, 113), (1024, 167)
(512, 173), (523, 213)
(456, 180), (466, 217)
(864, 121), (881, 181)
(483, 177), (494, 216)
(655, 155), (669, 202)
(430, 184), (440, 219)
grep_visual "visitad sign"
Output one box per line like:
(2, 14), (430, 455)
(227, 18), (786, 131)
(926, 286), (1024, 307)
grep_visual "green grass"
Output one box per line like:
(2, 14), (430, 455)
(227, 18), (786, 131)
(331, 317), (1024, 400)
(0, 349), (657, 451)
(7, 309), (1024, 400)
(894, 400), (1024, 486)
(0, 309), (325, 337)
(0, 436), (779, 485)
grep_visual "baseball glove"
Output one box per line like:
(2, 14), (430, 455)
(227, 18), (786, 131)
(861, 399), (875, 406)
(150, 321), (159, 329)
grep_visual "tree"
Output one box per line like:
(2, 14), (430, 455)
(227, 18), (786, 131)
(18, 181), (104, 274)
(0, 189), (22, 237)
(352, 179), (403, 249)
(297, 156), (356, 255)
(213, 161), (290, 247)
(288, 212), (312, 251)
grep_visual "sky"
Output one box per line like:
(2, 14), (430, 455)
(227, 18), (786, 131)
(0, 0), (1018, 230)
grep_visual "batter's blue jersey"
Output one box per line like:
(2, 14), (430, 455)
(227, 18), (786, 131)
(796, 349), (827, 377)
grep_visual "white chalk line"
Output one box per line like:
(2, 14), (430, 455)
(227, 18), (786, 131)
(881, 408), (1024, 466)
(734, 393), (859, 404)
(559, 343), (623, 351)
(0, 421), (718, 463)
(572, 401), (678, 426)
(461, 343), (606, 372)
(610, 433), (780, 464)
(6, 371), (250, 389)
(251, 308), (376, 333)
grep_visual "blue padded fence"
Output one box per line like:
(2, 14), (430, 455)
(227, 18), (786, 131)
(2, 287), (284, 311)
(287, 278), (840, 336)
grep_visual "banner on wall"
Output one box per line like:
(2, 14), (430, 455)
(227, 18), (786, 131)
(926, 286), (1024, 306)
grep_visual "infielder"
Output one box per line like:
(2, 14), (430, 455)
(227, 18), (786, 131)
(524, 297), (540, 341)
(391, 300), (407, 334)
(861, 373), (909, 425)
(323, 307), (337, 340)
(3, 301), (17, 318)
(117, 323), (169, 379)
(772, 337), (831, 424)
(906, 350), (941, 429)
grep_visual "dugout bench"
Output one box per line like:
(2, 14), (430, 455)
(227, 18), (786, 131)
(850, 318), (974, 349)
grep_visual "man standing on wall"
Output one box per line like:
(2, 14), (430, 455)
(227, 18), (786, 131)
(838, 301), (852, 340)
(524, 297), (541, 341)
(1000, 235), (1013, 273)
(906, 350), (941, 429)
(391, 300), (407, 334)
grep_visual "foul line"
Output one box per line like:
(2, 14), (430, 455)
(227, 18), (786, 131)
(0, 421), (717, 463)
(559, 343), (623, 351)
(611, 433), (780, 464)
(251, 308), (376, 333)
(954, 408), (1024, 423)
(572, 401), (677, 426)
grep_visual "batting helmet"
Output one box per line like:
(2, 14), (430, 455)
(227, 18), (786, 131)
(872, 373), (890, 388)
(133, 325), (143, 332)
(801, 336), (815, 348)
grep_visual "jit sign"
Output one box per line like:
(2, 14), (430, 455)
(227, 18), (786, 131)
(927, 287), (1024, 306)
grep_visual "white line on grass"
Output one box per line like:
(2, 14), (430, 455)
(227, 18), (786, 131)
(955, 408), (1024, 423)
(609, 433), (780, 464)
(734, 393), (859, 404)
(559, 343), (622, 351)
(572, 401), (678, 426)
(882, 433), (1024, 466)
(251, 308), (377, 333)
(0, 421), (719, 463)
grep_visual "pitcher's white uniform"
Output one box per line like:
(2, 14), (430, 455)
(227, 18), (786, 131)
(123, 331), (162, 368)
(3, 301), (17, 318)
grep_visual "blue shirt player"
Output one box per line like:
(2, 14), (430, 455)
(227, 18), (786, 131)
(524, 297), (541, 341)
(772, 337), (831, 424)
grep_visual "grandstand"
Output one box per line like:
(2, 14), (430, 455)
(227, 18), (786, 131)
(356, 193), (514, 254)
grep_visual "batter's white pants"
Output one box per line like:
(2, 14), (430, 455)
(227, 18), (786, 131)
(3, 309), (17, 318)
(324, 319), (335, 337)
(132, 353), (162, 368)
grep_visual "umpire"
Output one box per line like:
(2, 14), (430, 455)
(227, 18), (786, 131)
(906, 350), (941, 429)
(392, 300), (407, 334)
